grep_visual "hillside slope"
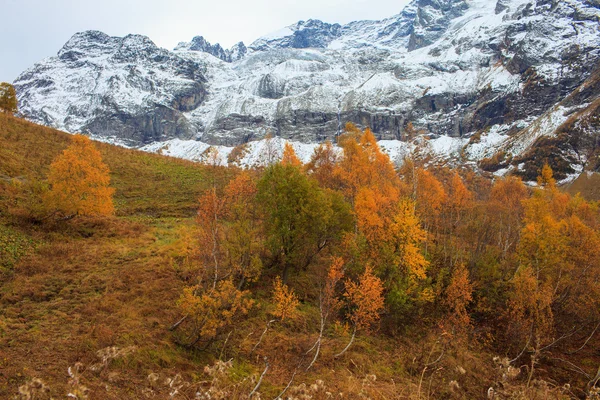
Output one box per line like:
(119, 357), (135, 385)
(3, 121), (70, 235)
(2, 115), (600, 399)
(0, 115), (492, 399)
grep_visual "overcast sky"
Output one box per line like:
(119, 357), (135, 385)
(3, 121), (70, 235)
(0, 0), (411, 83)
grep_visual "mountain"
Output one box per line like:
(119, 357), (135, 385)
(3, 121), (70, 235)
(13, 0), (600, 180)
(175, 36), (247, 62)
(14, 31), (210, 146)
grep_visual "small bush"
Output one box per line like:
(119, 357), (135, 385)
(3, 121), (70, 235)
(0, 224), (35, 277)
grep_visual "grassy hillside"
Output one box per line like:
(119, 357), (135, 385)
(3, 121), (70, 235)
(0, 114), (597, 400)
(0, 113), (214, 218)
(0, 115), (488, 399)
(0, 114), (217, 398)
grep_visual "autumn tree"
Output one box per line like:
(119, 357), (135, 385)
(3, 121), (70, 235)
(335, 127), (431, 319)
(195, 171), (264, 290)
(335, 126), (400, 205)
(223, 172), (263, 289)
(281, 143), (302, 167)
(0, 82), (17, 114)
(305, 141), (339, 189)
(177, 279), (253, 347)
(250, 276), (301, 356)
(272, 276), (300, 321)
(507, 165), (600, 384)
(488, 176), (528, 257)
(257, 163), (352, 283)
(45, 134), (114, 218)
(537, 163), (556, 188)
(443, 263), (473, 335)
(418, 170), (446, 237)
(307, 256), (345, 369)
(384, 198), (431, 312)
(197, 187), (228, 289)
(440, 171), (474, 266)
(335, 265), (384, 357)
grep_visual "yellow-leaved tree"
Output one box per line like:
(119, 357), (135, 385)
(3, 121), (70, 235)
(45, 134), (114, 218)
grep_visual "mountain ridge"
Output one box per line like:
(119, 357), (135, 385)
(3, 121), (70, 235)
(13, 0), (600, 179)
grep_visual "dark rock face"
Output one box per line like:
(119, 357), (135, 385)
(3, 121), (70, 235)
(202, 114), (269, 146)
(495, 0), (510, 14)
(256, 74), (285, 99)
(275, 110), (339, 142)
(83, 104), (196, 145)
(171, 82), (206, 112)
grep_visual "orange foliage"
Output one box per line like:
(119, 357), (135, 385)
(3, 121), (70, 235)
(344, 265), (385, 332)
(508, 266), (554, 348)
(281, 143), (303, 167)
(390, 199), (429, 282)
(335, 128), (400, 204)
(416, 168), (446, 221)
(272, 276), (300, 321)
(45, 134), (114, 217)
(537, 163), (556, 188)
(223, 172), (263, 284)
(446, 172), (474, 225)
(443, 263), (473, 333)
(488, 176), (528, 254)
(177, 279), (253, 344)
(197, 187), (227, 286)
(323, 256), (345, 317)
(305, 141), (339, 188)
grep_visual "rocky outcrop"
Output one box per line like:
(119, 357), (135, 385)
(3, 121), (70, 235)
(83, 104), (196, 144)
(175, 36), (247, 62)
(249, 20), (342, 51)
(407, 0), (469, 51)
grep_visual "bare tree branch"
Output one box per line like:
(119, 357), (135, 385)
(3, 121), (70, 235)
(249, 357), (269, 399)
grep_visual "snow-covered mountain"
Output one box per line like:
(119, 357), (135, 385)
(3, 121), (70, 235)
(13, 0), (600, 180)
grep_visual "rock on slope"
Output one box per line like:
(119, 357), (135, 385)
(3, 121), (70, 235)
(13, 0), (600, 177)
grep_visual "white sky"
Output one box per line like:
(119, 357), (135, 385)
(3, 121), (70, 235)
(0, 0), (411, 83)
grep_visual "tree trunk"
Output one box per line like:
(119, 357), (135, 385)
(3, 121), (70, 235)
(282, 264), (291, 285)
(334, 326), (357, 358)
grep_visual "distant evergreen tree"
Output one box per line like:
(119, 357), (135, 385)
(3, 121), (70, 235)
(0, 82), (18, 114)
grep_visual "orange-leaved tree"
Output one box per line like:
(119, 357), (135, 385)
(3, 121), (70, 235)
(506, 165), (600, 384)
(197, 187), (228, 289)
(223, 171), (263, 289)
(443, 263), (473, 335)
(281, 142), (303, 167)
(177, 279), (253, 347)
(305, 140), (339, 189)
(272, 276), (300, 321)
(45, 134), (114, 218)
(335, 265), (384, 358)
